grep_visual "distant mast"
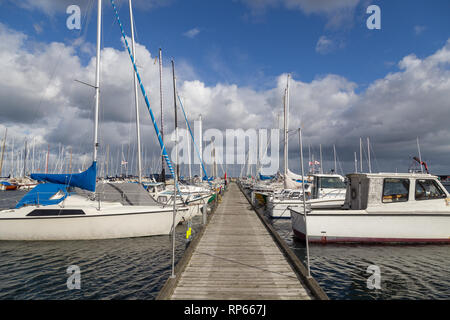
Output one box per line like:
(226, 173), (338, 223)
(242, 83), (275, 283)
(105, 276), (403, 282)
(333, 144), (337, 174)
(46, 144), (49, 174)
(359, 137), (363, 173)
(23, 139), (27, 177)
(0, 128), (7, 177)
(367, 137), (372, 173)
(319, 144), (323, 174)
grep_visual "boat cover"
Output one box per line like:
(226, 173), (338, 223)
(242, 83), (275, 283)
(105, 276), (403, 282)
(259, 173), (275, 180)
(76, 182), (159, 206)
(15, 183), (69, 208)
(30, 162), (97, 192)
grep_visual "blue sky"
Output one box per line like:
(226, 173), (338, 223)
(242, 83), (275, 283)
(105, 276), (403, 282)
(1, 0), (449, 90)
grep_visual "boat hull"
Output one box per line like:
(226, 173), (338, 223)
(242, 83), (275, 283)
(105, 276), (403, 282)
(0, 185), (17, 191)
(290, 209), (450, 244)
(0, 208), (186, 241)
(267, 201), (298, 218)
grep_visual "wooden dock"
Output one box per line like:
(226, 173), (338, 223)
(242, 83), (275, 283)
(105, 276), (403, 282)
(157, 182), (327, 300)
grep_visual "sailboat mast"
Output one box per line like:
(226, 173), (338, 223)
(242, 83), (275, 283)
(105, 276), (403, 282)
(170, 59), (179, 280)
(367, 137), (372, 173)
(199, 114), (203, 177)
(159, 48), (165, 182)
(129, 0), (142, 183)
(333, 144), (337, 174)
(283, 75), (290, 177)
(93, 0), (102, 163)
(32, 137), (35, 173)
(23, 139), (27, 177)
(10, 137), (14, 177)
(319, 144), (323, 174)
(256, 129), (260, 179)
(359, 137), (363, 173)
(0, 128), (7, 177)
(172, 59), (179, 180)
(45, 144), (49, 174)
(187, 123), (192, 180)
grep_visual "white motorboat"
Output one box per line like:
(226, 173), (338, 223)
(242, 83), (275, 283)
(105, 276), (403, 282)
(267, 174), (346, 218)
(290, 172), (450, 243)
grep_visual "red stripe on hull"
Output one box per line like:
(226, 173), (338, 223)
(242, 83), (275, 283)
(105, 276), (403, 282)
(292, 229), (450, 244)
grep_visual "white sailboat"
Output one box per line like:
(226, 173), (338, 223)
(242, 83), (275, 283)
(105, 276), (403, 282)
(265, 74), (313, 218)
(267, 173), (346, 218)
(0, 0), (188, 240)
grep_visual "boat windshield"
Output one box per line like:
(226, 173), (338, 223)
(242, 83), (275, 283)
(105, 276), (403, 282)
(318, 177), (345, 189)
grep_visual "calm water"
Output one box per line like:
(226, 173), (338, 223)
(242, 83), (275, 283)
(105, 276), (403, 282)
(0, 189), (449, 300)
(265, 211), (450, 300)
(0, 190), (202, 300)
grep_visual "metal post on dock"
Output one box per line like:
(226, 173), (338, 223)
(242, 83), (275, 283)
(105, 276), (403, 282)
(202, 200), (207, 225)
(299, 128), (311, 278)
(170, 59), (179, 280)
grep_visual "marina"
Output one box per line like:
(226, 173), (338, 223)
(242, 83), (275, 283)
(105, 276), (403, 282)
(0, 0), (449, 303)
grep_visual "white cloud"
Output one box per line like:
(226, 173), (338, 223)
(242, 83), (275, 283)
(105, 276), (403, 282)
(14, 0), (172, 15)
(183, 27), (200, 39)
(239, 0), (361, 28)
(414, 25), (427, 36)
(240, 0), (360, 14)
(315, 35), (344, 54)
(315, 35), (334, 54)
(1, 22), (450, 175)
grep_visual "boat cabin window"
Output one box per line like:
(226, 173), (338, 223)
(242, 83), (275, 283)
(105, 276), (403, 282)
(415, 179), (446, 200)
(290, 192), (301, 198)
(318, 177), (345, 189)
(382, 178), (409, 203)
(157, 196), (168, 203)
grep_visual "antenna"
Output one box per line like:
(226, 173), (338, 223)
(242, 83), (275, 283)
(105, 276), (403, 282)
(417, 137), (423, 173)
(367, 137), (372, 173)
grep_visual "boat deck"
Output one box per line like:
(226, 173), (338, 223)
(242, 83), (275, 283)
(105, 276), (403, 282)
(158, 182), (322, 300)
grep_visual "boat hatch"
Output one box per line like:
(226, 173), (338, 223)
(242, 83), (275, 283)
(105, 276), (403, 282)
(27, 209), (86, 216)
(157, 196), (168, 203)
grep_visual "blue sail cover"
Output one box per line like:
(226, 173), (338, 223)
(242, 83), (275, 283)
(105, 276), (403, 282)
(15, 183), (69, 209)
(259, 173), (275, 180)
(30, 162), (97, 192)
